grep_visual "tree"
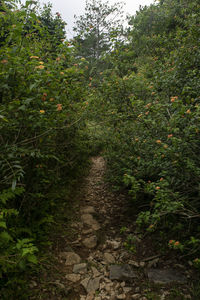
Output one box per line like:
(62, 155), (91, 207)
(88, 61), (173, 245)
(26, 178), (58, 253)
(73, 0), (124, 74)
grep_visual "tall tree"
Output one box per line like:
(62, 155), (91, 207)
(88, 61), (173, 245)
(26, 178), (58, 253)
(73, 0), (124, 74)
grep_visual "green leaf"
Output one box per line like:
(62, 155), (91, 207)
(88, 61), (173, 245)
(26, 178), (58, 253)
(0, 221), (7, 229)
(27, 254), (38, 264)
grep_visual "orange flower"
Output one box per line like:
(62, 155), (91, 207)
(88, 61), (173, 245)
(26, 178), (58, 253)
(40, 110), (45, 114)
(168, 134), (173, 138)
(57, 104), (62, 111)
(169, 240), (174, 244)
(151, 92), (156, 95)
(156, 140), (162, 144)
(60, 72), (64, 75)
(56, 57), (61, 61)
(156, 186), (160, 190)
(160, 177), (164, 181)
(1, 59), (8, 64)
(170, 96), (178, 102)
(186, 109), (191, 114)
(174, 241), (180, 246)
(145, 103), (151, 108)
(35, 65), (45, 70)
(145, 111), (149, 115)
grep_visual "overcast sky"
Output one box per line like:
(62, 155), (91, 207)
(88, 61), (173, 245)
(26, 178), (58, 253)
(31, 0), (155, 38)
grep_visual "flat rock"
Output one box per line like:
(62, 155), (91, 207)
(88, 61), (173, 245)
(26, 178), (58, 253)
(65, 274), (81, 282)
(147, 268), (187, 284)
(81, 206), (96, 214)
(81, 277), (90, 290)
(82, 229), (93, 235)
(110, 264), (137, 282)
(91, 266), (101, 277)
(123, 287), (132, 293)
(117, 295), (126, 299)
(73, 263), (87, 274)
(131, 295), (140, 299)
(129, 260), (140, 268)
(87, 277), (101, 293)
(81, 214), (100, 231)
(104, 252), (115, 264)
(83, 235), (97, 248)
(86, 292), (95, 300)
(62, 252), (81, 265)
(81, 276), (101, 293)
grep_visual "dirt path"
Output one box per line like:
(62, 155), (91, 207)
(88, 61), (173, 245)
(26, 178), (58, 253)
(30, 156), (193, 300)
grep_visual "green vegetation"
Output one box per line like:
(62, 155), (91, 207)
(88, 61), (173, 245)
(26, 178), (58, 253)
(0, 0), (91, 297)
(96, 0), (200, 260)
(0, 0), (200, 297)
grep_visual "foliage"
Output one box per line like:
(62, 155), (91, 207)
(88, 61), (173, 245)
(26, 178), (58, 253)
(73, 0), (124, 75)
(95, 0), (200, 259)
(0, 0), (91, 295)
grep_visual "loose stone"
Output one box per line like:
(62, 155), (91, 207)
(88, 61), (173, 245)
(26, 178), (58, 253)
(104, 252), (115, 264)
(62, 252), (81, 265)
(65, 274), (81, 283)
(83, 235), (97, 248)
(147, 268), (187, 284)
(73, 263), (87, 274)
(81, 214), (100, 231)
(110, 264), (137, 281)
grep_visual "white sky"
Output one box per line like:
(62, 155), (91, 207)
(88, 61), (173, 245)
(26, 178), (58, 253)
(22, 0), (156, 38)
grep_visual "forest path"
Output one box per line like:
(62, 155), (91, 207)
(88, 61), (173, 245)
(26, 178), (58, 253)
(30, 156), (192, 300)
(64, 156), (141, 300)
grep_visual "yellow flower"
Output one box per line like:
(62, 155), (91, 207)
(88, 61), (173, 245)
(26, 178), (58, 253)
(30, 56), (39, 59)
(186, 109), (191, 114)
(39, 61), (44, 64)
(60, 72), (64, 75)
(40, 110), (45, 114)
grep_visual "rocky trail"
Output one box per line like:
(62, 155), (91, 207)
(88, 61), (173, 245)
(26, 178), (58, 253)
(30, 156), (195, 300)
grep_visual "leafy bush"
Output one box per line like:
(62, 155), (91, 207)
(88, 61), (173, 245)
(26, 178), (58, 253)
(0, 0), (90, 293)
(98, 0), (200, 258)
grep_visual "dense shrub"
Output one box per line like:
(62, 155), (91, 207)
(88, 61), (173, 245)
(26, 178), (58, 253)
(0, 0), (90, 293)
(97, 0), (200, 258)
